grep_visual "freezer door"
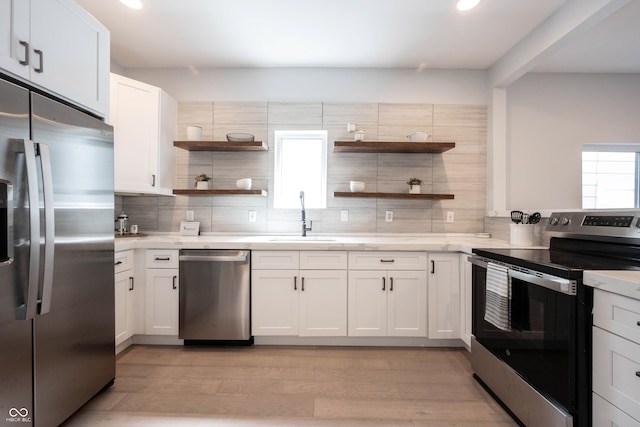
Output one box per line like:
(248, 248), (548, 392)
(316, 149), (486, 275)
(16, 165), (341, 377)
(0, 79), (34, 425)
(30, 93), (115, 427)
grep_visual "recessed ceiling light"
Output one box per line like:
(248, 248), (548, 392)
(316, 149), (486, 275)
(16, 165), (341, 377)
(120, 0), (143, 9)
(457, 0), (480, 12)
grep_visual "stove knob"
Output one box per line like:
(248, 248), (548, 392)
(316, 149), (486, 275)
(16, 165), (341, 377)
(549, 217), (559, 226)
(560, 217), (570, 226)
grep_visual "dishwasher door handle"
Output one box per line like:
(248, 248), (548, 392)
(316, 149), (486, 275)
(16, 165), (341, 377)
(179, 251), (249, 263)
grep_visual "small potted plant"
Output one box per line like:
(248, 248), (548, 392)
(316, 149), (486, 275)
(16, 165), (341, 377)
(406, 178), (423, 194)
(195, 173), (211, 190)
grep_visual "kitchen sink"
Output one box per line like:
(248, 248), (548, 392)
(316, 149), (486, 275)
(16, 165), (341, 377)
(268, 236), (338, 242)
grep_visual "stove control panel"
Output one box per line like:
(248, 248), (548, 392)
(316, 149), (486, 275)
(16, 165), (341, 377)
(582, 215), (635, 227)
(547, 211), (640, 240)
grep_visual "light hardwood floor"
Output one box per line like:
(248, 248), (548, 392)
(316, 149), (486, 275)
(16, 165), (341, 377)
(63, 345), (518, 426)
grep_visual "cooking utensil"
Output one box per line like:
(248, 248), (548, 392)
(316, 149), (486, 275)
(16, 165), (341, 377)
(528, 212), (541, 224)
(510, 210), (523, 224)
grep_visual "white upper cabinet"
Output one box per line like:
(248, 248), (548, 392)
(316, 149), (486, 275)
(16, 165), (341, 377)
(0, 0), (110, 116)
(110, 73), (177, 195)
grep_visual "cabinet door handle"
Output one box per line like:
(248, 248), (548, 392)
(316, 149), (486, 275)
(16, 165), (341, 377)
(155, 257), (170, 261)
(19, 40), (29, 65)
(380, 259), (395, 263)
(390, 277), (394, 291)
(636, 371), (640, 378)
(431, 260), (435, 274)
(33, 49), (44, 73)
(294, 276), (297, 291)
(152, 174), (156, 187)
(115, 260), (123, 266)
(301, 277), (305, 292)
(172, 276), (177, 289)
(382, 277), (385, 291)
(129, 277), (134, 291)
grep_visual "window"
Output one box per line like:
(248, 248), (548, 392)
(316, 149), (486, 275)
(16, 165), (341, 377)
(582, 143), (640, 208)
(274, 130), (327, 209)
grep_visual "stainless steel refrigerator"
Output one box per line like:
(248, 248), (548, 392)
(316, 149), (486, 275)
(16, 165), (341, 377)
(0, 76), (115, 426)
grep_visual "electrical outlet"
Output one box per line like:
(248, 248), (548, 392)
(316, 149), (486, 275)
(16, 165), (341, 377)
(341, 210), (349, 222)
(249, 210), (256, 222)
(186, 210), (195, 221)
(385, 211), (394, 222)
(446, 211), (455, 223)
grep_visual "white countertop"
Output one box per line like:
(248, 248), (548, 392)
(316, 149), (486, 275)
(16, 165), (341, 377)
(583, 270), (640, 301)
(115, 233), (524, 254)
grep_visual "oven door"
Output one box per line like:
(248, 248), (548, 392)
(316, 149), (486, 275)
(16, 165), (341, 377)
(470, 256), (577, 412)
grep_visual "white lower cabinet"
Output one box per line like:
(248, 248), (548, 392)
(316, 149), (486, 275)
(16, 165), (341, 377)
(592, 289), (640, 424)
(145, 250), (179, 335)
(348, 270), (427, 337)
(348, 252), (428, 337)
(252, 251), (348, 337)
(114, 250), (136, 346)
(593, 393), (640, 427)
(459, 253), (473, 347)
(427, 253), (460, 339)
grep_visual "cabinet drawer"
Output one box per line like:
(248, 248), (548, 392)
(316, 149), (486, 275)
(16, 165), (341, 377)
(594, 289), (640, 345)
(593, 326), (640, 422)
(300, 251), (347, 270)
(146, 250), (179, 269)
(252, 251), (299, 270)
(592, 393), (640, 427)
(114, 250), (134, 274)
(348, 252), (427, 270)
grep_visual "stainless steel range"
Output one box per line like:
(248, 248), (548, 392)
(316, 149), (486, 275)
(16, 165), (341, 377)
(470, 210), (640, 427)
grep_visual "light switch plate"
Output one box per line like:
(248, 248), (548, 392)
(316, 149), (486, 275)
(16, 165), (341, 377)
(341, 210), (349, 221)
(385, 211), (393, 222)
(179, 221), (200, 236)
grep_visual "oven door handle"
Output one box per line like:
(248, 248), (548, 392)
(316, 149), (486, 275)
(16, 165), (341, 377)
(508, 270), (576, 296)
(468, 255), (576, 296)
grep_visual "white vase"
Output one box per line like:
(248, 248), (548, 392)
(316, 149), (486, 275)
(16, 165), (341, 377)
(196, 181), (209, 190)
(409, 185), (421, 194)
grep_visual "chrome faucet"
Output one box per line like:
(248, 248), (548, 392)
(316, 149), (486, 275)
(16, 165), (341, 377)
(300, 191), (312, 237)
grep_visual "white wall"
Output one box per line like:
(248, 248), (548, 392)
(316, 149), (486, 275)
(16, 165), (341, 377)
(124, 67), (488, 104)
(506, 73), (640, 211)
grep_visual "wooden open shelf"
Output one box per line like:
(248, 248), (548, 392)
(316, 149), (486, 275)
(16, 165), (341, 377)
(173, 189), (267, 196)
(174, 140), (268, 151)
(333, 141), (455, 153)
(334, 192), (454, 200)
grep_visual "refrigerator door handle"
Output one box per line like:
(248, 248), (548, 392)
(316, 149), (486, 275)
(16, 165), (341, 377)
(1, 180), (13, 264)
(37, 143), (55, 315)
(21, 139), (41, 320)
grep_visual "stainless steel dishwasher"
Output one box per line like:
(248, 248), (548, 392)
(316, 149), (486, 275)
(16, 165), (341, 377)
(179, 249), (251, 344)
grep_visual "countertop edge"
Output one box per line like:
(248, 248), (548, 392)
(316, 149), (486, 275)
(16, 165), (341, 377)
(583, 270), (640, 301)
(114, 234), (532, 254)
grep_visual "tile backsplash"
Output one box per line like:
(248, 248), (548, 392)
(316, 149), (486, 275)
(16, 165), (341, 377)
(120, 101), (487, 234)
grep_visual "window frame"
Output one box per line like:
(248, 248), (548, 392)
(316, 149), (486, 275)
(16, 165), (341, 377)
(273, 130), (328, 209)
(582, 143), (640, 209)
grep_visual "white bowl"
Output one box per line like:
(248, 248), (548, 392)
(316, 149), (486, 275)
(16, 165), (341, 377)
(407, 132), (429, 142)
(349, 181), (365, 192)
(236, 178), (252, 190)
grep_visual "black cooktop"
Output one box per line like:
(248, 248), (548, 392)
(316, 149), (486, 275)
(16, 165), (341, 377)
(473, 237), (640, 279)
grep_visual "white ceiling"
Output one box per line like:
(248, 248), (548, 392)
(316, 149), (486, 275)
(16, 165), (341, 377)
(75, 0), (640, 76)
